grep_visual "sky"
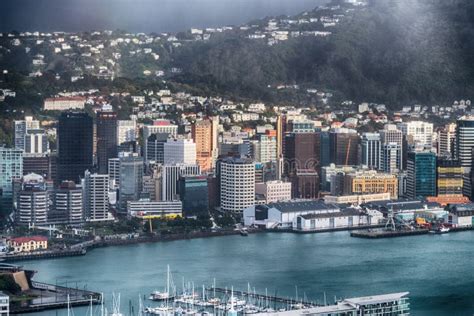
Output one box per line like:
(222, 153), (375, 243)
(0, 0), (329, 33)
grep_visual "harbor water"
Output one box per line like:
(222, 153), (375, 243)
(20, 231), (474, 315)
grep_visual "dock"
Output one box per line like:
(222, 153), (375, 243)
(0, 248), (86, 262)
(11, 281), (101, 314)
(350, 229), (429, 239)
(207, 287), (320, 307)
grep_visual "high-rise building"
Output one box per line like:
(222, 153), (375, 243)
(162, 164), (201, 201)
(291, 169), (319, 199)
(24, 129), (49, 154)
(84, 170), (110, 221)
(0, 147), (23, 198)
(14, 116), (40, 150)
(438, 123), (456, 158)
(329, 128), (359, 166)
(164, 138), (197, 165)
(380, 124), (403, 173)
(117, 119), (137, 145)
(16, 173), (48, 226)
(437, 158), (463, 196)
(456, 116), (474, 171)
(57, 112), (93, 183)
(23, 153), (56, 181)
(219, 157), (255, 213)
(53, 181), (83, 224)
(361, 132), (381, 169)
(118, 155), (144, 212)
(142, 120), (178, 158)
(96, 110), (118, 174)
(255, 180), (291, 203)
(276, 114), (286, 158)
(284, 132), (320, 175)
(344, 170), (398, 199)
(253, 131), (277, 164)
(406, 151), (437, 199)
(398, 121), (433, 148)
(146, 133), (169, 163)
(192, 118), (219, 172)
(178, 175), (209, 217)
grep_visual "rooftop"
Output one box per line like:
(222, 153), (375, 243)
(267, 200), (339, 213)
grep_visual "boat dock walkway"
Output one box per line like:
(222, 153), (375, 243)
(207, 287), (320, 307)
(350, 229), (429, 239)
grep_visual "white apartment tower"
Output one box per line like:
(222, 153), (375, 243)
(84, 170), (110, 221)
(219, 157), (255, 213)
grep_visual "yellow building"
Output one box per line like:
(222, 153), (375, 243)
(345, 170), (398, 199)
(8, 236), (48, 253)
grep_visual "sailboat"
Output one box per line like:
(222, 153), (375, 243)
(110, 293), (124, 316)
(150, 265), (176, 301)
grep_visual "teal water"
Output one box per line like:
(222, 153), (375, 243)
(20, 231), (474, 315)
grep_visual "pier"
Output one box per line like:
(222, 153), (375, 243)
(206, 287), (320, 307)
(0, 248), (86, 262)
(350, 229), (429, 239)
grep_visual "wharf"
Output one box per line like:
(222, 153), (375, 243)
(11, 281), (101, 314)
(350, 229), (429, 239)
(0, 248), (86, 262)
(207, 287), (320, 307)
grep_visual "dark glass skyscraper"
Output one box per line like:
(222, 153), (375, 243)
(329, 128), (359, 166)
(178, 175), (209, 217)
(57, 112), (93, 183)
(407, 151), (437, 199)
(96, 110), (118, 174)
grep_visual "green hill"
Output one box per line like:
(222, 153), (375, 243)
(168, 0), (474, 106)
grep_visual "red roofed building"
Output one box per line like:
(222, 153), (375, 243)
(8, 236), (48, 253)
(43, 96), (86, 111)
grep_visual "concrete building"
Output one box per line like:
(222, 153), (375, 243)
(438, 123), (456, 158)
(437, 158), (463, 196)
(164, 138), (197, 165)
(445, 204), (474, 227)
(290, 169), (319, 199)
(0, 291), (8, 316)
(127, 199), (182, 218)
(14, 116), (40, 151)
(24, 129), (49, 154)
(253, 131), (277, 164)
(360, 132), (381, 169)
(398, 121), (433, 148)
(43, 96), (85, 111)
(323, 192), (392, 204)
(255, 180), (291, 203)
(219, 157), (255, 213)
(162, 164), (201, 201)
(344, 170), (398, 199)
(456, 116), (474, 171)
(380, 124), (403, 173)
(52, 180), (83, 224)
(84, 170), (111, 221)
(142, 121), (178, 158)
(117, 119), (137, 145)
(16, 173), (48, 226)
(146, 133), (169, 163)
